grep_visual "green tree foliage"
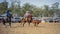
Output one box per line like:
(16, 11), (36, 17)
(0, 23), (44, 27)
(43, 5), (50, 17)
(51, 2), (60, 17)
(0, 1), (8, 14)
(0, 1), (60, 17)
(21, 3), (34, 16)
(9, 0), (21, 16)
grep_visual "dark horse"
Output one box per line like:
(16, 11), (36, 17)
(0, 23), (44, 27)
(21, 14), (32, 27)
(2, 14), (13, 27)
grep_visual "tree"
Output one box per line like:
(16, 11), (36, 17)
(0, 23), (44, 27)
(0, 0), (8, 14)
(52, 2), (59, 9)
(21, 3), (34, 16)
(32, 7), (43, 17)
(43, 5), (50, 17)
(51, 2), (60, 17)
(9, 0), (21, 16)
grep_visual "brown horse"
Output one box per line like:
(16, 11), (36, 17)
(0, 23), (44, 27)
(21, 17), (41, 27)
(21, 14), (32, 27)
(21, 14), (41, 27)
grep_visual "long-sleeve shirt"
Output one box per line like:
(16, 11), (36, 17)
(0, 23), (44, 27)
(24, 13), (30, 18)
(6, 10), (10, 17)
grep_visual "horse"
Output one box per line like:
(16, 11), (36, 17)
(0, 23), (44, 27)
(21, 14), (41, 27)
(21, 14), (32, 27)
(2, 14), (13, 27)
(21, 17), (41, 27)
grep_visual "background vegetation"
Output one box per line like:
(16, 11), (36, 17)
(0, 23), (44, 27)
(0, 0), (60, 17)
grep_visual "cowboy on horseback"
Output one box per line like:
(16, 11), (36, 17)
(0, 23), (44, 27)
(2, 10), (13, 27)
(21, 11), (32, 26)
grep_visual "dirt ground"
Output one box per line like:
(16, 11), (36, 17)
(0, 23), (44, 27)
(0, 23), (60, 34)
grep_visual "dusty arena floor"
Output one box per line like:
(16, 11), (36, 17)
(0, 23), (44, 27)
(0, 23), (60, 34)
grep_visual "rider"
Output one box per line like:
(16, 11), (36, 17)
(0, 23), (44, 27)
(5, 10), (11, 22)
(6, 10), (10, 17)
(24, 11), (31, 20)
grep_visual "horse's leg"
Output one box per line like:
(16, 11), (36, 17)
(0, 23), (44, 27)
(9, 19), (11, 28)
(2, 19), (6, 25)
(35, 22), (38, 27)
(27, 20), (29, 26)
(2, 19), (7, 28)
(3, 21), (7, 28)
(22, 22), (26, 27)
(27, 18), (30, 26)
(19, 21), (23, 25)
(34, 22), (36, 26)
(18, 21), (21, 23)
(3, 21), (6, 26)
(23, 23), (25, 27)
(9, 22), (11, 28)
(3, 22), (7, 28)
(36, 22), (39, 27)
(28, 22), (30, 26)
